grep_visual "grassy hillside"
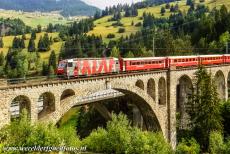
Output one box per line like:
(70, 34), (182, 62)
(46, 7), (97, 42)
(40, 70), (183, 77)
(0, 32), (63, 61)
(0, 10), (87, 28)
(88, 0), (230, 42)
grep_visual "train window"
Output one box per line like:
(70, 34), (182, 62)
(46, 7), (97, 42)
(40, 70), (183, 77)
(67, 62), (73, 67)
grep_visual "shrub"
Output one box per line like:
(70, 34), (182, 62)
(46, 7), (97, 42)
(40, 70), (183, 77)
(112, 21), (123, 27)
(209, 131), (225, 154)
(225, 138), (230, 153)
(135, 22), (142, 27)
(107, 33), (115, 39)
(118, 28), (125, 33)
(176, 138), (200, 154)
(0, 109), (81, 150)
(127, 129), (172, 154)
(82, 128), (107, 153)
(53, 37), (61, 42)
(83, 113), (172, 154)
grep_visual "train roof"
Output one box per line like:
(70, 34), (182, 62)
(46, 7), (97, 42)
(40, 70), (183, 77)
(168, 54), (224, 59)
(60, 57), (118, 62)
(199, 54), (223, 57)
(122, 57), (166, 61)
(167, 55), (198, 59)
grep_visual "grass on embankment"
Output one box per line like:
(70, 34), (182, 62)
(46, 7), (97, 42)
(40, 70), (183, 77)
(0, 32), (63, 61)
(88, 0), (230, 42)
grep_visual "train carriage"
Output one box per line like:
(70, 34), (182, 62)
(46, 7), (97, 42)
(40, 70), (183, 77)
(224, 54), (230, 63)
(57, 58), (119, 78)
(167, 56), (199, 68)
(199, 55), (224, 65)
(120, 57), (167, 72)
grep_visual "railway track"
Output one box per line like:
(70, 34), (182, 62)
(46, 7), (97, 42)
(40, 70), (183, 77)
(0, 63), (229, 90)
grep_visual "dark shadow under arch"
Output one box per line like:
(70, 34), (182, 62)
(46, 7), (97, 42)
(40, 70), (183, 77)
(158, 77), (166, 105)
(60, 89), (75, 101)
(112, 88), (162, 132)
(10, 95), (31, 120)
(38, 92), (55, 119)
(214, 70), (225, 100)
(147, 78), (156, 100)
(176, 75), (193, 130)
(135, 80), (144, 90)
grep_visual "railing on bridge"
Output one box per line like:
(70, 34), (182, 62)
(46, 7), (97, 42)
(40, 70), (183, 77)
(77, 89), (124, 104)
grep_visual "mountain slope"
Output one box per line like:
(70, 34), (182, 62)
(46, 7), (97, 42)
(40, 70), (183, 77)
(88, 0), (230, 42)
(0, 0), (99, 16)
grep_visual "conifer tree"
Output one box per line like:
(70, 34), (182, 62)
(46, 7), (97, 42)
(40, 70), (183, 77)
(110, 47), (120, 58)
(0, 37), (4, 48)
(48, 50), (57, 71)
(0, 51), (4, 66)
(28, 38), (36, 52)
(38, 36), (43, 51)
(76, 41), (83, 58)
(37, 25), (42, 33)
(42, 62), (49, 76)
(31, 31), (36, 40)
(46, 23), (54, 33)
(22, 34), (26, 40)
(161, 7), (166, 15)
(20, 38), (25, 48)
(188, 66), (223, 150)
(125, 51), (134, 58)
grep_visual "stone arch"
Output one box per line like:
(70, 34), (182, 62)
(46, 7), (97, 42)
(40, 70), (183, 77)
(38, 92), (55, 119)
(147, 78), (156, 100)
(228, 72), (230, 98)
(41, 85), (164, 134)
(60, 89), (75, 101)
(214, 70), (225, 100)
(158, 77), (166, 105)
(10, 95), (31, 120)
(176, 75), (193, 130)
(135, 79), (144, 90)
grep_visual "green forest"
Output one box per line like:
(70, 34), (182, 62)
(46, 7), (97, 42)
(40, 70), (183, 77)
(1, 0), (230, 153)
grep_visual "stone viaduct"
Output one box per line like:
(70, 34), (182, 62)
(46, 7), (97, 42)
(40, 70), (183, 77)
(0, 65), (230, 148)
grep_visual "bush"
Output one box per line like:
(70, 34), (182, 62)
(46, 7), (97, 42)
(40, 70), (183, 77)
(53, 37), (61, 42)
(127, 129), (172, 154)
(0, 109), (80, 150)
(225, 139), (230, 153)
(82, 128), (107, 153)
(135, 22), (142, 27)
(209, 131), (225, 154)
(107, 33), (115, 39)
(118, 28), (125, 33)
(83, 113), (172, 154)
(112, 21), (123, 27)
(176, 138), (200, 154)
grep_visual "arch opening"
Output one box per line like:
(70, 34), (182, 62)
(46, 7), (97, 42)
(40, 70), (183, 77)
(147, 78), (156, 100)
(176, 75), (193, 131)
(60, 89), (75, 101)
(228, 72), (230, 98)
(57, 87), (162, 134)
(135, 80), (144, 90)
(158, 77), (166, 105)
(10, 95), (31, 120)
(38, 92), (55, 119)
(214, 70), (225, 100)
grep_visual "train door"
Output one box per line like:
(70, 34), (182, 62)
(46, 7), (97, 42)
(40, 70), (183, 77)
(66, 60), (75, 78)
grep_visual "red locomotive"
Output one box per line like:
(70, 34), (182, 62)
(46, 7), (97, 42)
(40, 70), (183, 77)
(56, 54), (230, 78)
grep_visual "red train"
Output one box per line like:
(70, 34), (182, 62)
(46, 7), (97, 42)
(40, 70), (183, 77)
(56, 55), (230, 78)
